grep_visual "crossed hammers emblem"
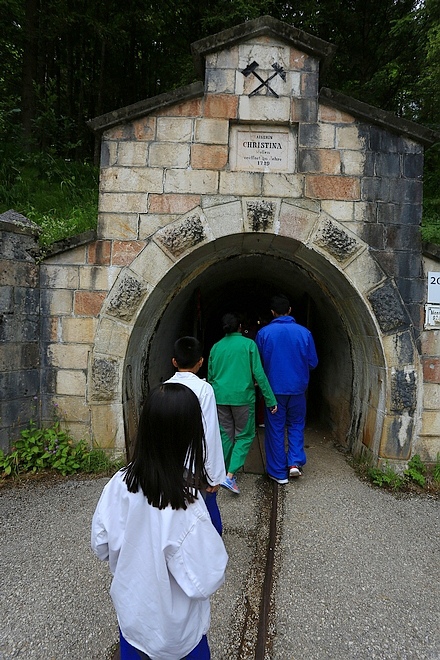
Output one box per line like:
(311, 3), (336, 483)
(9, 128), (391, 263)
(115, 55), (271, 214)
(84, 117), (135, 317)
(241, 61), (286, 98)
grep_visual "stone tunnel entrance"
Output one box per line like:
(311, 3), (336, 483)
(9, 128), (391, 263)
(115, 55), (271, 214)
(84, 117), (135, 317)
(122, 232), (387, 463)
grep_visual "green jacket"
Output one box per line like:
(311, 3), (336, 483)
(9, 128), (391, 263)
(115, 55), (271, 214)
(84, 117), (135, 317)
(208, 333), (277, 407)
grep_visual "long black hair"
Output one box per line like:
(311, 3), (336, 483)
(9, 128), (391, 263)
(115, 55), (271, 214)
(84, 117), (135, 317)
(123, 383), (208, 510)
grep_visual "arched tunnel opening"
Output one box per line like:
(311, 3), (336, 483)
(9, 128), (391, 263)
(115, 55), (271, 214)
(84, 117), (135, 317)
(122, 233), (388, 463)
(123, 247), (372, 461)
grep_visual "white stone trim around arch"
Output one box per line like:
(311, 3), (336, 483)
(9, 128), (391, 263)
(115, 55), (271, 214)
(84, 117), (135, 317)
(88, 199), (421, 463)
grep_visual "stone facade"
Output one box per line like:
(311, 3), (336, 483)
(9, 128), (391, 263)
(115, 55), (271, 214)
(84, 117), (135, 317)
(0, 212), (40, 451)
(2, 17), (440, 466)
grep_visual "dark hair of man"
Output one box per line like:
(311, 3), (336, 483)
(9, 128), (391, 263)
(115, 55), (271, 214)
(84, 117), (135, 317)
(173, 336), (203, 369)
(123, 383), (208, 510)
(222, 312), (240, 334)
(270, 294), (290, 315)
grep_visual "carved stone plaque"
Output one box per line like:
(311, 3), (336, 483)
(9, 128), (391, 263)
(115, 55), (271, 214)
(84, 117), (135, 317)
(229, 125), (296, 173)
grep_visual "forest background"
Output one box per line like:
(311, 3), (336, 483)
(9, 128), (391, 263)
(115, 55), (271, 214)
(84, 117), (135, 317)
(0, 0), (439, 246)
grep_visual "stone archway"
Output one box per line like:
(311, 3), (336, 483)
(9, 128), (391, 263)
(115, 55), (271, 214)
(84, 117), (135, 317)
(88, 200), (421, 465)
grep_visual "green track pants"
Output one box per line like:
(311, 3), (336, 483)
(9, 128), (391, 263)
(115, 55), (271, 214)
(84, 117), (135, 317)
(217, 403), (256, 475)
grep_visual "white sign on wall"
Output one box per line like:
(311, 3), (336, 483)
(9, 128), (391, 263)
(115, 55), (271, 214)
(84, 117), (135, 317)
(425, 304), (440, 329)
(236, 130), (289, 170)
(229, 124), (296, 173)
(427, 271), (440, 303)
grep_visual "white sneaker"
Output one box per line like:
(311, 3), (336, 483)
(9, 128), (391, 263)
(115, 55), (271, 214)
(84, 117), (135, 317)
(268, 474), (288, 485)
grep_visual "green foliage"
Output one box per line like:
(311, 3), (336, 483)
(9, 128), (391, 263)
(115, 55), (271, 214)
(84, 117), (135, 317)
(421, 200), (440, 244)
(403, 454), (426, 487)
(365, 454), (440, 493)
(422, 143), (440, 245)
(0, 420), (122, 479)
(0, 143), (98, 245)
(433, 453), (440, 484)
(368, 464), (405, 490)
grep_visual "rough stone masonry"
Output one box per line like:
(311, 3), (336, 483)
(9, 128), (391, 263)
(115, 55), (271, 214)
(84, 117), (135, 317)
(1, 16), (440, 468)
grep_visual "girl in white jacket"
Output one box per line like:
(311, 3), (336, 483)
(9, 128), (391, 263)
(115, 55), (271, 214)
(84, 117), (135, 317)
(91, 383), (228, 660)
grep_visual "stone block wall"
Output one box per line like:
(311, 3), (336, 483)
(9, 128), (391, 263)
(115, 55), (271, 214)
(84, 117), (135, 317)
(85, 33), (426, 460)
(39, 234), (125, 445)
(2, 18), (438, 463)
(0, 212), (40, 452)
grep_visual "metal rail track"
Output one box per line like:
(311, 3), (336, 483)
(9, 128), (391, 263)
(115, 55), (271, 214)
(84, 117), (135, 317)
(255, 481), (279, 659)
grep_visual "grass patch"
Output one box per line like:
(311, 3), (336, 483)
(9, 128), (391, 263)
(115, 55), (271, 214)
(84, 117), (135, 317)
(421, 198), (440, 244)
(0, 143), (98, 246)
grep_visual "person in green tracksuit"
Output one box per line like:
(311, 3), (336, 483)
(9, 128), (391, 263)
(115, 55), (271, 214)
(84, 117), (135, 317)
(208, 313), (278, 494)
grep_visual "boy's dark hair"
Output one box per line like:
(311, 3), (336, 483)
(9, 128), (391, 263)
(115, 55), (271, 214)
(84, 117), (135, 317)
(222, 312), (240, 334)
(173, 336), (203, 368)
(270, 294), (290, 315)
(123, 383), (208, 510)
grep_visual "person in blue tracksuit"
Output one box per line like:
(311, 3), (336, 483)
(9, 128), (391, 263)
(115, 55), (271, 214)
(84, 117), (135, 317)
(256, 294), (318, 484)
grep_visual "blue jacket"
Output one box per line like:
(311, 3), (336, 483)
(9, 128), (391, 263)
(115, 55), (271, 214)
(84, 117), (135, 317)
(256, 316), (318, 395)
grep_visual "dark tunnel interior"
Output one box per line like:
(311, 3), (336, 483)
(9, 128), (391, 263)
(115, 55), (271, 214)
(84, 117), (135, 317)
(141, 252), (354, 440)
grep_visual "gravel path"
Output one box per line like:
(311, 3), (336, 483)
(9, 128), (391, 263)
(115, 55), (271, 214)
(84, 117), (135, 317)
(0, 432), (438, 659)
(274, 431), (440, 660)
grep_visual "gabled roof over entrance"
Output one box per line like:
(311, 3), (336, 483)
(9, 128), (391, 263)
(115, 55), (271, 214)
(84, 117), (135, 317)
(190, 15), (336, 79)
(87, 15), (439, 147)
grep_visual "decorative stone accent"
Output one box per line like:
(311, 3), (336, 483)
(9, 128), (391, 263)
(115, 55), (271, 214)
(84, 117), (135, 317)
(155, 212), (206, 257)
(390, 368), (417, 414)
(246, 200), (276, 232)
(91, 357), (120, 401)
(368, 281), (410, 333)
(313, 218), (359, 262)
(106, 273), (149, 321)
